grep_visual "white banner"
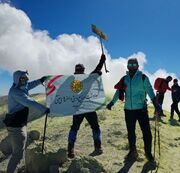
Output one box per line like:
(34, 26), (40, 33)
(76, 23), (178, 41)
(45, 74), (106, 116)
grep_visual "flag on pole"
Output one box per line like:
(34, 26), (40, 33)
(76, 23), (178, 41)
(45, 74), (106, 116)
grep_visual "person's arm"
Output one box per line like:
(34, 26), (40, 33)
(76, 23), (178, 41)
(28, 79), (42, 90)
(167, 84), (172, 91)
(91, 54), (106, 74)
(144, 76), (156, 101)
(106, 90), (119, 110)
(13, 91), (47, 114)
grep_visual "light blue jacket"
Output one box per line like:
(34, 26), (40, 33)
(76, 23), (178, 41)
(111, 71), (155, 110)
(8, 70), (47, 114)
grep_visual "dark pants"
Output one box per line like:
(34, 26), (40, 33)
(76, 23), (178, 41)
(68, 111), (101, 145)
(156, 92), (164, 115)
(171, 101), (180, 119)
(124, 109), (152, 155)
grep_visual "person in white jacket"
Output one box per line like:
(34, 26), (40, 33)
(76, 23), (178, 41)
(4, 70), (49, 173)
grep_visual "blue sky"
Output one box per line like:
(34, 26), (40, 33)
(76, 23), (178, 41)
(0, 0), (180, 96)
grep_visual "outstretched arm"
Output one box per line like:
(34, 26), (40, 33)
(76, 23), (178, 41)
(91, 54), (106, 74)
(106, 90), (119, 110)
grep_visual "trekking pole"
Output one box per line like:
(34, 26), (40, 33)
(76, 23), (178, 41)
(157, 118), (161, 157)
(42, 113), (48, 153)
(153, 114), (157, 159)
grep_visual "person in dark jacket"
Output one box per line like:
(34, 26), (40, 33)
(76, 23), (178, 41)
(67, 54), (106, 158)
(154, 76), (172, 116)
(107, 58), (161, 164)
(4, 70), (49, 173)
(170, 79), (180, 121)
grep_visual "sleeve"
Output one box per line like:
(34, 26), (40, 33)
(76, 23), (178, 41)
(111, 90), (120, 104)
(144, 76), (156, 101)
(13, 91), (47, 114)
(167, 85), (172, 91)
(91, 56), (105, 74)
(27, 79), (42, 90)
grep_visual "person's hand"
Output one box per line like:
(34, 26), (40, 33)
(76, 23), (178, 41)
(101, 54), (106, 62)
(154, 104), (162, 116)
(106, 101), (114, 110)
(40, 76), (47, 83)
(45, 108), (50, 114)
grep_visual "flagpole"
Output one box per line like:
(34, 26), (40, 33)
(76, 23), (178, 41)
(42, 113), (48, 153)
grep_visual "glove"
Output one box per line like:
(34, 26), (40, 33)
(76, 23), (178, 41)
(106, 101), (114, 110)
(40, 76), (47, 83)
(45, 108), (50, 114)
(101, 54), (106, 62)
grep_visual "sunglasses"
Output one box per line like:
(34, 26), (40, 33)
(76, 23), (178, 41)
(20, 76), (28, 81)
(128, 63), (138, 67)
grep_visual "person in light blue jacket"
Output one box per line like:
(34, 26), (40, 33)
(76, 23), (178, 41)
(4, 70), (49, 173)
(107, 58), (160, 164)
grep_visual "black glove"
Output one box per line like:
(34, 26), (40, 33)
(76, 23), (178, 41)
(155, 104), (162, 115)
(106, 101), (114, 110)
(40, 76), (47, 83)
(101, 54), (106, 62)
(45, 108), (50, 114)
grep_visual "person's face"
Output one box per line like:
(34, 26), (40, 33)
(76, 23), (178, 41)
(19, 75), (29, 85)
(174, 81), (178, 85)
(127, 60), (139, 72)
(74, 66), (85, 74)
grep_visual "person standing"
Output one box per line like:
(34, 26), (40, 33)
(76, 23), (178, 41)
(67, 54), (106, 158)
(3, 70), (49, 173)
(170, 79), (180, 121)
(154, 76), (172, 116)
(107, 58), (160, 164)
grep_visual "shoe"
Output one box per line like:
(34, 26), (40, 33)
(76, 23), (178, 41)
(160, 113), (166, 117)
(67, 143), (75, 158)
(124, 149), (139, 162)
(145, 153), (155, 162)
(94, 147), (103, 155)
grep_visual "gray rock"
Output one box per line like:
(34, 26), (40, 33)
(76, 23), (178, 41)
(0, 136), (12, 155)
(67, 156), (106, 173)
(28, 130), (40, 141)
(49, 165), (60, 173)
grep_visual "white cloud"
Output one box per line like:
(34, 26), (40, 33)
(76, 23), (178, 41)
(0, 3), (179, 112)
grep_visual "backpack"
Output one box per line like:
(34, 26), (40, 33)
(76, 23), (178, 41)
(154, 78), (163, 91)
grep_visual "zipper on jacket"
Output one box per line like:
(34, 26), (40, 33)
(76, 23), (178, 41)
(130, 78), (132, 109)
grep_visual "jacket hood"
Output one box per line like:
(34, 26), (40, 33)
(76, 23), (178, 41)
(13, 70), (28, 87)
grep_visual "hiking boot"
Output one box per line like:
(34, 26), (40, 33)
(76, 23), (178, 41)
(90, 141), (103, 156)
(94, 147), (103, 155)
(160, 113), (166, 117)
(94, 141), (103, 155)
(145, 153), (155, 162)
(67, 143), (75, 158)
(124, 149), (139, 162)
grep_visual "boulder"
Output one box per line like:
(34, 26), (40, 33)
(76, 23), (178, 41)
(0, 136), (12, 155)
(28, 130), (40, 141)
(67, 156), (106, 173)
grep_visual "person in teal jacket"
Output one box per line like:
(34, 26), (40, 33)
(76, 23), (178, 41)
(107, 58), (159, 164)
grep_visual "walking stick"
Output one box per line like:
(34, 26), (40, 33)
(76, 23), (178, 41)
(41, 113), (48, 153)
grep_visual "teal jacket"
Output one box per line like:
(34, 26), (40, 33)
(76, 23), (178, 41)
(111, 71), (155, 110)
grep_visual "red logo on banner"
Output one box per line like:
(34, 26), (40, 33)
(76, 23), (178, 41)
(46, 75), (63, 96)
